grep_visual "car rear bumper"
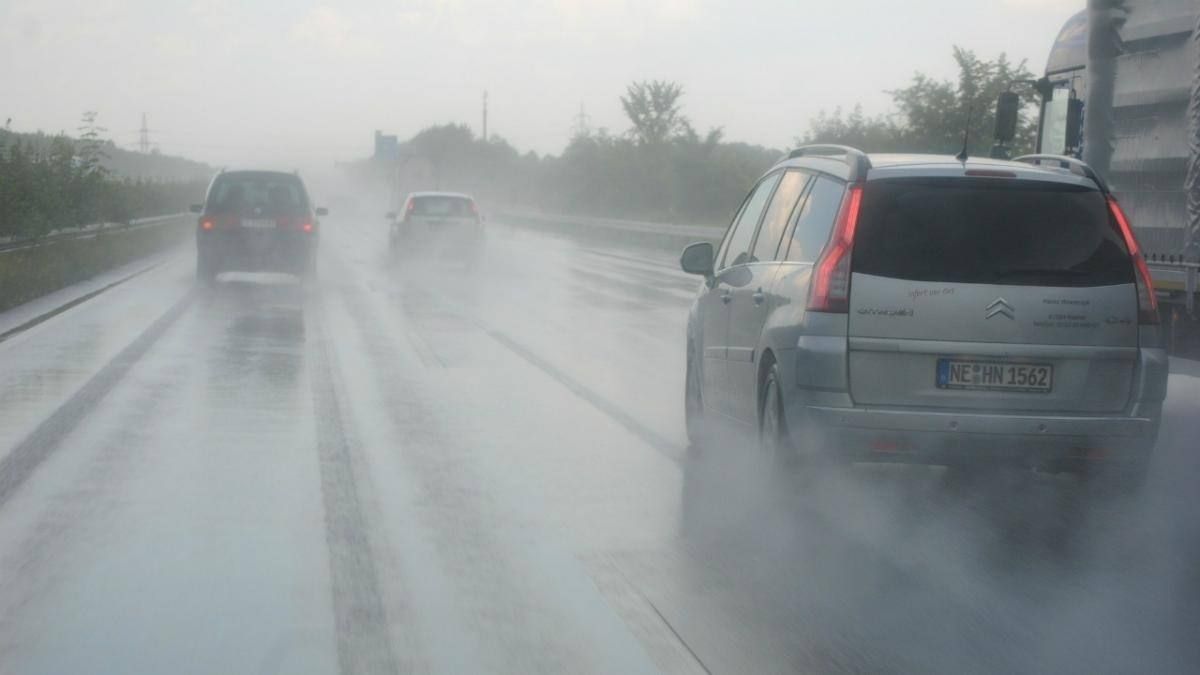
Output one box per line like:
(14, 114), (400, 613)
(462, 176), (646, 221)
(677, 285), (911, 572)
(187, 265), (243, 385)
(198, 230), (314, 273)
(792, 403), (1160, 467)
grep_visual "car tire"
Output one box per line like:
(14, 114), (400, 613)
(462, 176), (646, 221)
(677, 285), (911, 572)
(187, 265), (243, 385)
(301, 254), (318, 284)
(196, 252), (217, 284)
(685, 344), (706, 450)
(759, 363), (795, 465)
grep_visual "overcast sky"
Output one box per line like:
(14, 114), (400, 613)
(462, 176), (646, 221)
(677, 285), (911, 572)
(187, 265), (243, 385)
(1, 0), (1082, 169)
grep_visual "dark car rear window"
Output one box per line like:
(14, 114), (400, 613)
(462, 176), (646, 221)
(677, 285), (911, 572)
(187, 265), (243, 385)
(411, 196), (475, 217)
(208, 173), (308, 216)
(853, 178), (1133, 287)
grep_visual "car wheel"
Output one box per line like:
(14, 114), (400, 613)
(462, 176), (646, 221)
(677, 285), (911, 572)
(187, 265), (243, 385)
(196, 253), (217, 284)
(685, 344), (705, 449)
(760, 363), (794, 464)
(300, 252), (318, 284)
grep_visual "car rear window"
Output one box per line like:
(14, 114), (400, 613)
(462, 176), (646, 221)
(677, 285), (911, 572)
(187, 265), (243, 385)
(208, 173), (308, 216)
(411, 196), (475, 217)
(853, 178), (1134, 287)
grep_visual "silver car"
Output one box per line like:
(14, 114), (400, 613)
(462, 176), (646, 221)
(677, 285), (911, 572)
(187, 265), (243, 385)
(680, 146), (1168, 485)
(389, 191), (485, 261)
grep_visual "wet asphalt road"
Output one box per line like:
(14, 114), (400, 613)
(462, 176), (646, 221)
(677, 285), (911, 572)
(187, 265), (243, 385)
(0, 215), (1197, 674)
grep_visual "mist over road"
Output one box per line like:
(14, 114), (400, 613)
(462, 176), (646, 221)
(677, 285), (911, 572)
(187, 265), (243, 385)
(0, 213), (1196, 674)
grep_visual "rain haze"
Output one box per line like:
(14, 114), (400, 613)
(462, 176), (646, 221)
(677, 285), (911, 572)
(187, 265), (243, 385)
(0, 1), (1199, 674)
(2, 0), (1082, 165)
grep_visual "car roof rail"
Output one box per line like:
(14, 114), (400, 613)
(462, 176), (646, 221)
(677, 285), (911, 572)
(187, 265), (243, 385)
(785, 144), (872, 182)
(1012, 154), (1108, 192)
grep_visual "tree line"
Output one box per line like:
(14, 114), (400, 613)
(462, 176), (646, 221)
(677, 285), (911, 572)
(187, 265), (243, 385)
(359, 47), (1038, 225)
(0, 117), (209, 240)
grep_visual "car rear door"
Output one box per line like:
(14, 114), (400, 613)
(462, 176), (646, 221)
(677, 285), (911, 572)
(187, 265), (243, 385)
(725, 169), (811, 424)
(701, 171), (782, 418)
(846, 177), (1140, 414)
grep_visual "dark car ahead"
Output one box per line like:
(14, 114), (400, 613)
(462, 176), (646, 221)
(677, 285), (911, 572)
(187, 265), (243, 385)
(191, 170), (326, 282)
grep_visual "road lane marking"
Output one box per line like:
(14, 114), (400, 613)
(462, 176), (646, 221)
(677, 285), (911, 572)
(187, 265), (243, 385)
(0, 262), (165, 345)
(0, 288), (195, 511)
(381, 275), (688, 466)
(306, 291), (401, 675)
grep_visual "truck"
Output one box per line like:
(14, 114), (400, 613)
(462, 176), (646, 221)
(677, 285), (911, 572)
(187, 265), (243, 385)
(993, 0), (1200, 354)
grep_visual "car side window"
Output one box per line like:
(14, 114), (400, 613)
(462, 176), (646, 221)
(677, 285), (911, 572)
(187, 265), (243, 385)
(720, 171), (782, 269)
(751, 169), (810, 263)
(785, 175), (846, 263)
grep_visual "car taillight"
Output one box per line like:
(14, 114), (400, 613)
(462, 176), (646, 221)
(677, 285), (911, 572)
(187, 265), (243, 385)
(469, 201), (479, 217)
(405, 198), (415, 219)
(200, 219), (214, 231)
(1107, 195), (1159, 325)
(302, 222), (314, 233)
(807, 184), (864, 313)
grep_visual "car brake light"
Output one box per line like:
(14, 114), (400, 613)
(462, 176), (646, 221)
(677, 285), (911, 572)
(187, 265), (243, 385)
(201, 219), (214, 230)
(469, 200), (479, 216)
(807, 184), (864, 313)
(302, 222), (314, 233)
(1106, 196), (1159, 325)
(405, 198), (415, 217)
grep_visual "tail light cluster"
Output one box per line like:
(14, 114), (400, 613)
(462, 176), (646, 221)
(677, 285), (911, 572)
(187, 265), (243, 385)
(198, 214), (314, 233)
(1106, 195), (1159, 325)
(807, 184), (864, 313)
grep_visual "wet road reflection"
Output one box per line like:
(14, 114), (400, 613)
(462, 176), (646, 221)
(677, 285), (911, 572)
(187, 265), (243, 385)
(0, 218), (1195, 674)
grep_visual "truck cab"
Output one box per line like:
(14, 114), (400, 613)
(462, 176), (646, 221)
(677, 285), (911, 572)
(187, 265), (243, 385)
(996, 2), (1200, 351)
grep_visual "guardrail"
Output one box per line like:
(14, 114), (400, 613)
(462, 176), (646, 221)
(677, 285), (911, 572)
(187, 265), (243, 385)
(0, 213), (189, 254)
(0, 213), (195, 313)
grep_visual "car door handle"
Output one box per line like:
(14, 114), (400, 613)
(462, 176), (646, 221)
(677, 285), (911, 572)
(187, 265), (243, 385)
(752, 288), (765, 305)
(720, 289), (733, 304)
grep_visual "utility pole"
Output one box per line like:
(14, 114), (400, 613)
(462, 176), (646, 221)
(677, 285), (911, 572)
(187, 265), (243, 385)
(482, 90), (489, 142)
(138, 113), (150, 154)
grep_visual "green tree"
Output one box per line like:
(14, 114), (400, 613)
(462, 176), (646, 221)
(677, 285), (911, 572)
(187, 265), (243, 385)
(889, 47), (1037, 156)
(620, 80), (689, 146)
(408, 123), (476, 189)
(800, 105), (904, 152)
(800, 47), (1039, 156)
(77, 110), (109, 176)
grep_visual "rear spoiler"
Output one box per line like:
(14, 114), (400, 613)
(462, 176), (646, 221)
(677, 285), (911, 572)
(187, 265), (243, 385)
(1013, 154), (1109, 192)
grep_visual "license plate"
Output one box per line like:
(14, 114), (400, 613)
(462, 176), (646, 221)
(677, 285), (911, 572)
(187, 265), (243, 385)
(936, 359), (1053, 393)
(242, 219), (277, 229)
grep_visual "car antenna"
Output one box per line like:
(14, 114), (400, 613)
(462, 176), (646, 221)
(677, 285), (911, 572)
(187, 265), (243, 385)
(955, 105), (973, 163)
